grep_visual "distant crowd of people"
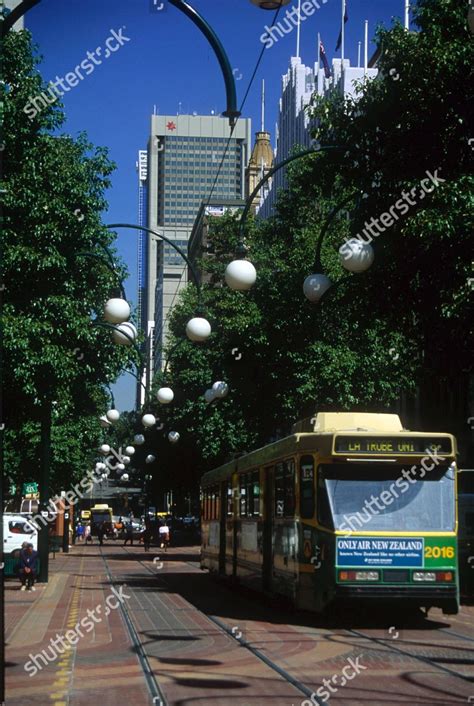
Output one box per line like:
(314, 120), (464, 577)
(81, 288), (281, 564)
(73, 517), (171, 551)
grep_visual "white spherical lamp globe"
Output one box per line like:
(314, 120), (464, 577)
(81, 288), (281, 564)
(225, 259), (257, 291)
(145, 454), (156, 464)
(168, 431), (180, 443)
(157, 387), (174, 404)
(99, 415), (112, 428)
(121, 473), (129, 482)
(213, 381), (229, 399)
(117, 463), (125, 471)
(339, 238), (374, 273)
(112, 321), (138, 346)
(104, 298), (130, 324)
(303, 274), (332, 303)
(142, 414), (156, 428)
(99, 444), (110, 455)
(186, 317), (211, 342)
(204, 388), (215, 404)
(106, 409), (120, 423)
(122, 456), (131, 465)
(134, 434), (145, 445)
(125, 446), (135, 456)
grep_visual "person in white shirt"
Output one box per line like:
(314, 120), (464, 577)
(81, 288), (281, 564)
(158, 522), (170, 551)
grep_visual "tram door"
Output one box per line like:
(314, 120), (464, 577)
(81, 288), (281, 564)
(219, 482), (227, 574)
(262, 466), (274, 591)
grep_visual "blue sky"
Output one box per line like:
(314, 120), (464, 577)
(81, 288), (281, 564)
(27, 0), (406, 410)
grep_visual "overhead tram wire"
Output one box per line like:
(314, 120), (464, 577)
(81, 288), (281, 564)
(202, 3), (284, 210)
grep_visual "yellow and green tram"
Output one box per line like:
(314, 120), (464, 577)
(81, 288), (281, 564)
(200, 412), (459, 614)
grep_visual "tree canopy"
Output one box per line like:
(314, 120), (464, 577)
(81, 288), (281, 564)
(1, 29), (135, 493)
(138, 0), (473, 495)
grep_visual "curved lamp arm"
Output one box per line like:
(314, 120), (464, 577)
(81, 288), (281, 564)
(92, 321), (143, 369)
(122, 368), (151, 408)
(106, 223), (203, 308)
(2, 0), (240, 127)
(239, 145), (345, 249)
(169, 0), (240, 126)
(105, 385), (116, 410)
(313, 191), (362, 272)
(76, 252), (127, 300)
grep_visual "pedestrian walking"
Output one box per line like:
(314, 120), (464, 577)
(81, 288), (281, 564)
(123, 520), (134, 546)
(84, 523), (92, 544)
(159, 521), (170, 552)
(143, 521), (152, 552)
(76, 523), (85, 543)
(19, 543), (38, 591)
(97, 521), (105, 546)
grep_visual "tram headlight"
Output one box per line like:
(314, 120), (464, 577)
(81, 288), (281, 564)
(413, 571), (436, 581)
(355, 571), (379, 581)
(339, 570), (379, 581)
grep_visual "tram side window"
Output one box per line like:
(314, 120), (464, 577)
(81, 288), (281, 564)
(317, 467), (334, 528)
(226, 483), (234, 516)
(285, 460), (296, 517)
(275, 463), (285, 517)
(203, 485), (220, 520)
(239, 475), (247, 517)
(239, 473), (260, 517)
(300, 455), (315, 519)
(274, 460), (295, 518)
(252, 471), (260, 516)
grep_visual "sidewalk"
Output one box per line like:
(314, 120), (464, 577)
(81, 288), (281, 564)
(5, 546), (151, 706)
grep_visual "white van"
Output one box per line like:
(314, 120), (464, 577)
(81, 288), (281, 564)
(3, 514), (38, 556)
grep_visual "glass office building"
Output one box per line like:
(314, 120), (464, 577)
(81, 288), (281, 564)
(145, 114), (251, 377)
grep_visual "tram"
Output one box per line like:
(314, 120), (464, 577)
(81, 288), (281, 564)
(200, 412), (459, 614)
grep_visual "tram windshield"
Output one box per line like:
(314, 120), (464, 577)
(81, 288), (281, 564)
(318, 463), (455, 532)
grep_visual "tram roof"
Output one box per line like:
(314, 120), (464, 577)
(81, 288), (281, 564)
(201, 413), (457, 487)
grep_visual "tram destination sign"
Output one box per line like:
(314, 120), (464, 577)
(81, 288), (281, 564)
(334, 435), (452, 456)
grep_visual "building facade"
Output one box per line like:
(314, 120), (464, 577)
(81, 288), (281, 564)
(143, 114), (251, 382)
(259, 56), (377, 218)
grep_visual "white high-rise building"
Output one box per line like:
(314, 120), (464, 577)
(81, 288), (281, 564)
(259, 55), (377, 218)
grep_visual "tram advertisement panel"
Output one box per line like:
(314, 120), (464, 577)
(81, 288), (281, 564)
(337, 536), (456, 568)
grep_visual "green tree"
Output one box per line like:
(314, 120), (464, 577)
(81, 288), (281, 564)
(1, 30), (135, 493)
(127, 0), (473, 487)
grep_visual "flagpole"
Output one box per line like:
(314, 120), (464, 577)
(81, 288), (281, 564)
(357, 40), (361, 68)
(341, 0), (345, 62)
(296, 0), (301, 59)
(404, 0), (410, 30)
(317, 32), (321, 72)
(364, 19), (368, 77)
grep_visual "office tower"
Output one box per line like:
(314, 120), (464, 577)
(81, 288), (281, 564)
(260, 55), (377, 218)
(144, 114), (251, 379)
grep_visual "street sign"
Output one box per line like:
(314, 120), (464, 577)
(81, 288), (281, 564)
(22, 482), (38, 495)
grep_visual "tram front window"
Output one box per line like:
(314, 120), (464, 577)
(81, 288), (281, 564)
(318, 464), (455, 532)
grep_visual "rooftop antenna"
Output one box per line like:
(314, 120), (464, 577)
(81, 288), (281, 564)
(261, 79), (265, 132)
(296, 0), (302, 59)
(404, 0), (410, 30)
(358, 41), (361, 68)
(153, 104), (157, 115)
(364, 20), (368, 77)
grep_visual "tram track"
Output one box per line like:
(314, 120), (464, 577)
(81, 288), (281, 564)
(99, 547), (168, 706)
(343, 625), (474, 686)
(104, 544), (474, 703)
(118, 545), (328, 706)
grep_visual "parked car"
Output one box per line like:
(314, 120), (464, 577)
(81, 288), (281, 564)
(3, 513), (38, 556)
